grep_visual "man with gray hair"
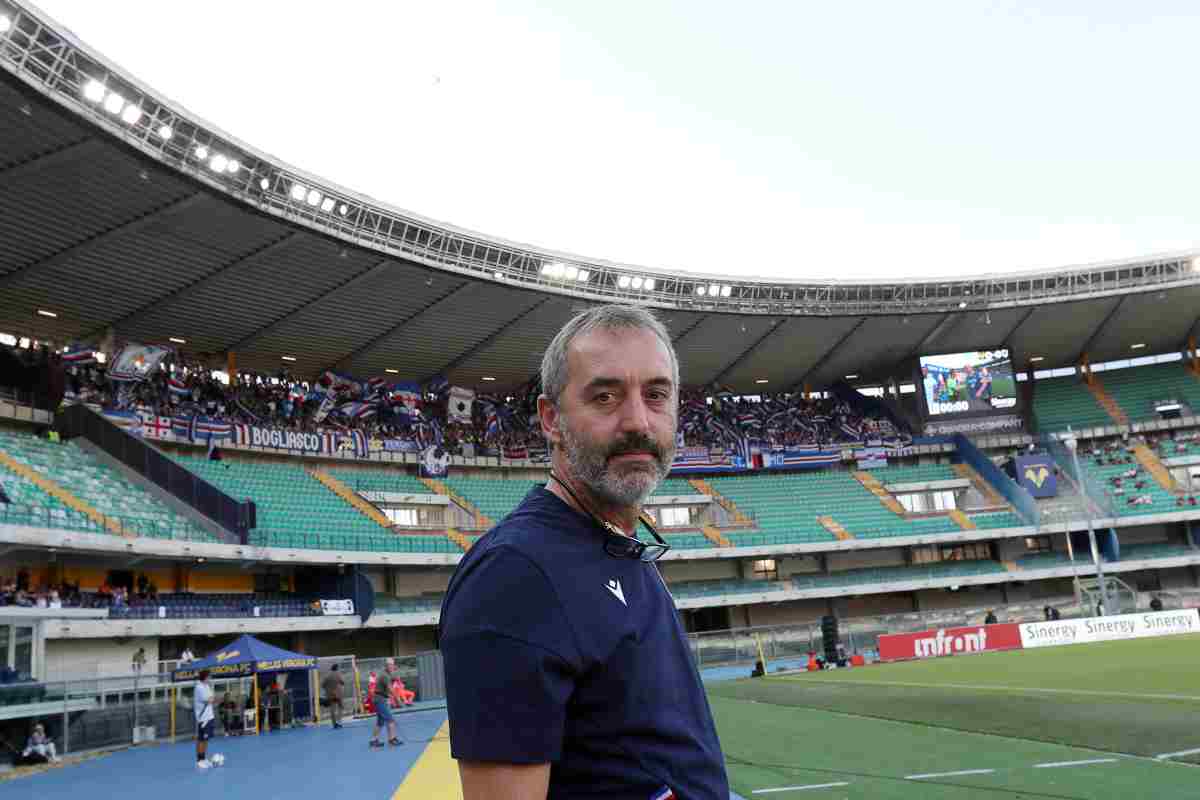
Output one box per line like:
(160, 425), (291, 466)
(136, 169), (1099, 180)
(440, 304), (728, 800)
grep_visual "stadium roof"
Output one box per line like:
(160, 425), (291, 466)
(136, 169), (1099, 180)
(2, 2), (1200, 391)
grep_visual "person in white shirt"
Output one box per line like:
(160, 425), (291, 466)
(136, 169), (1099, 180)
(194, 669), (215, 769)
(180, 647), (195, 665)
(22, 723), (57, 763)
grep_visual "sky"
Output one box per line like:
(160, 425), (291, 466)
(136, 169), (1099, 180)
(29, 0), (1200, 280)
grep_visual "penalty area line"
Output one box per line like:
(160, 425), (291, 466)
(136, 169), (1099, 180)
(1155, 747), (1200, 761)
(751, 782), (851, 794)
(784, 677), (1200, 703)
(1033, 758), (1119, 769)
(905, 768), (995, 780)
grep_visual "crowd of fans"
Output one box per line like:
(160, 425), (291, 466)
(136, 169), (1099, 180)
(1087, 434), (1200, 508)
(0, 342), (908, 460)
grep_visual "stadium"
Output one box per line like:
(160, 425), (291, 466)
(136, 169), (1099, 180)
(1, 2), (1199, 797)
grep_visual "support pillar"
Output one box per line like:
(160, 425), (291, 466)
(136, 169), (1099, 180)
(226, 351), (237, 382)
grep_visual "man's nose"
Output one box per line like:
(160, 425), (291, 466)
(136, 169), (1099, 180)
(618, 393), (652, 434)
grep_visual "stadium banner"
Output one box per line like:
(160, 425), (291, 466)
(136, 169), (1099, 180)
(107, 343), (173, 382)
(762, 445), (841, 471)
(1015, 454), (1058, 498)
(1018, 609), (1200, 649)
(669, 445), (743, 474)
(231, 424), (336, 454)
(924, 415), (1023, 436)
(856, 445), (888, 470)
(419, 445), (451, 478)
(877, 623), (1023, 662)
(319, 599), (355, 616)
(448, 386), (475, 424)
(100, 409), (143, 435)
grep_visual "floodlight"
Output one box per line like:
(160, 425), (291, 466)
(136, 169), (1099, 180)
(564, 265), (579, 280)
(209, 154), (228, 173)
(540, 263), (554, 275)
(290, 184), (307, 201)
(83, 79), (105, 102)
(281, 355), (297, 362)
(845, 374), (859, 379)
(0, 15), (12, 34)
(755, 378), (769, 384)
(120, 105), (141, 124)
(226, 160), (240, 175)
(709, 284), (720, 297)
(36, 309), (57, 318)
(577, 270), (590, 282)
(103, 92), (125, 114)
(195, 145), (209, 160)
(696, 286), (707, 296)
(306, 189), (322, 206)
(631, 277), (644, 289)
(1029, 356), (1044, 363)
(493, 271), (503, 279)
(1131, 343), (1146, 350)
(552, 263), (567, 278)
(157, 124), (173, 141)
(338, 203), (349, 215)
(958, 301), (967, 308)
(0, 334), (14, 346)
(259, 178), (270, 190)
(721, 285), (732, 297)
(320, 197), (335, 212)
(643, 278), (655, 291)
(617, 276), (631, 288)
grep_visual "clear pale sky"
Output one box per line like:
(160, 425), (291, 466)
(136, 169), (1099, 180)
(32, 0), (1200, 280)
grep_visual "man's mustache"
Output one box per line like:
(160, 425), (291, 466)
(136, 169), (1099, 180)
(607, 434), (666, 463)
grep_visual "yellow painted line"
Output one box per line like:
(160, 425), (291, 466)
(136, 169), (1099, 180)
(392, 719), (461, 800)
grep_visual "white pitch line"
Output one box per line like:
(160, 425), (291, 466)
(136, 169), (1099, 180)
(1034, 758), (1119, 769)
(905, 768), (996, 780)
(751, 783), (851, 794)
(787, 677), (1200, 703)
(1156, 747), (1200, 760)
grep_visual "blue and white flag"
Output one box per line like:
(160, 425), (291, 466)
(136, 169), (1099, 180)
(108, 343), (173, 382)
(448, 386), (474, 424)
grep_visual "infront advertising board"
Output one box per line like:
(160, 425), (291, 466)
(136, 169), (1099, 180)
(1018, 609), (1200, 649)
(877, 623), (1023, 661)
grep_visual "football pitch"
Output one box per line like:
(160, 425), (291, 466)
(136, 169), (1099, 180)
(709, 633), (1200, 798)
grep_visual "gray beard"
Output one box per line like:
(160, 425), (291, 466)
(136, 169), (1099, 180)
(558, 415), (674, 509)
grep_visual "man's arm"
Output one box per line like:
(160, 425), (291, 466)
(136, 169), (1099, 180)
(458, 761), (550, 800)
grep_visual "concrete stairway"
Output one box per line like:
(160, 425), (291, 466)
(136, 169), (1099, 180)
(688, 478), (754, 524)
(1132, 444), (1180, 493)
(948, 508), (976, 530)
(952, 463), (1006, 507)
(700, 524), (733, 548)
(308, 468), (394, 529)
(1085, 378), (1129, 425)
(419, 476), (493, 528)
(817, 516), (855, 541)
(852, 471), (906, 516)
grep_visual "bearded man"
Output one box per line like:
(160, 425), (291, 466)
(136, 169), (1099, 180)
(440, 304), (728, 800)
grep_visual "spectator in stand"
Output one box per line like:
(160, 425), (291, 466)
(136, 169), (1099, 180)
(984, 610), (998, 625)
(132, 647), (147, 674)
(20, 723), (57, 764)
(180, 646), (195, 665)
(1150, 596), (1164, 612)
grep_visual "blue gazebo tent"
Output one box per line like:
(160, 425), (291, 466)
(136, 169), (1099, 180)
(172, 634), (317, 733)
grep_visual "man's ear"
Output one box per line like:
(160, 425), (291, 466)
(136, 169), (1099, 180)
(537, 394), (562, 448)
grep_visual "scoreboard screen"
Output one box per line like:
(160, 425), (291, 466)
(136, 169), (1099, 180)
(919, 348), (1017, 417)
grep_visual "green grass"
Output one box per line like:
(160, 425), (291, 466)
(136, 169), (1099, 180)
(710, 634), (1200, 798)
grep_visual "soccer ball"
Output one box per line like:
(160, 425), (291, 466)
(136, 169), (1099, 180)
(209, 753), (225, 767)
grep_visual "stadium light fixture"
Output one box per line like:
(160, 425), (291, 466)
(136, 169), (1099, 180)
(631, 277), (644, 290)
(281, 355), (297, 362)
(617, 275), (631, 288)
(306, 189), (322, 206)
(1029, 356), (1045, 362)
(845, 374), (859, 379)
(0, 14), (12, 34)
(493, 271), (503, 279)
(102, 92), (125, 114)
(120, 104), (141, 125)
(709, 284), (720, 297)
(169, 337), (187, 344)
(338, 203), (349, 215)
(209, 154), (228, 173)
(1130, 342), (1146, 349)
(226, 160), (240, 175)
(540, 263), (553, 275)
(18, 337), (29, 348)
(481, 376), (497, 381)
(290, 184), (307, 201)
(36, 309), (57, 318)
(385, 368), (399, 374)
(83, 79), (106, 102)
(95, 352), (107, 363)
(696, 286), (707, 296)
(194, 145), (209, 160)
(721, 285), (732, 298)
(643, 278), (655, 291)
(0, 334), (15, 346)
(577, 270), (591, 282)
(564, 265), (579, 280)
(156, 124), (173, 141)
(958, 301), (967, 308)
(320, 197), (335, 213)
(259, 178), (270, 190)
(755, 378), (769, 384)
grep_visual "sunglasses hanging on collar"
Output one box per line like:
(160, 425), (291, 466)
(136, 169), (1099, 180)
(549, 473), (671, 562)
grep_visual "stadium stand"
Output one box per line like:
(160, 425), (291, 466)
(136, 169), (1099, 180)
(1030, 375), (1113, 431)
(1099, 362), (1200, 423)
(172, 455), (461, 553)
(0, 429), (214, 541)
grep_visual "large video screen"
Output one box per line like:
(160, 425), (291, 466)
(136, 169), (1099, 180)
(919, 348), (1017, 417)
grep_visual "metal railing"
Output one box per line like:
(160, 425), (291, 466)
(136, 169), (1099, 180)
(0, 501), (218, 543)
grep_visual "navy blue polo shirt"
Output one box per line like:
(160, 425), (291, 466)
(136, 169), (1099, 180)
(440, 487), (728, 800)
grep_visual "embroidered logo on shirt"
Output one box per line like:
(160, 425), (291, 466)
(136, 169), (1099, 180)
(605, 578), (627, 606)
(650, 786), (677, 800)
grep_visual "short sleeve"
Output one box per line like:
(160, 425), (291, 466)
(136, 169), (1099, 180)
(441, 546), (580, 764)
